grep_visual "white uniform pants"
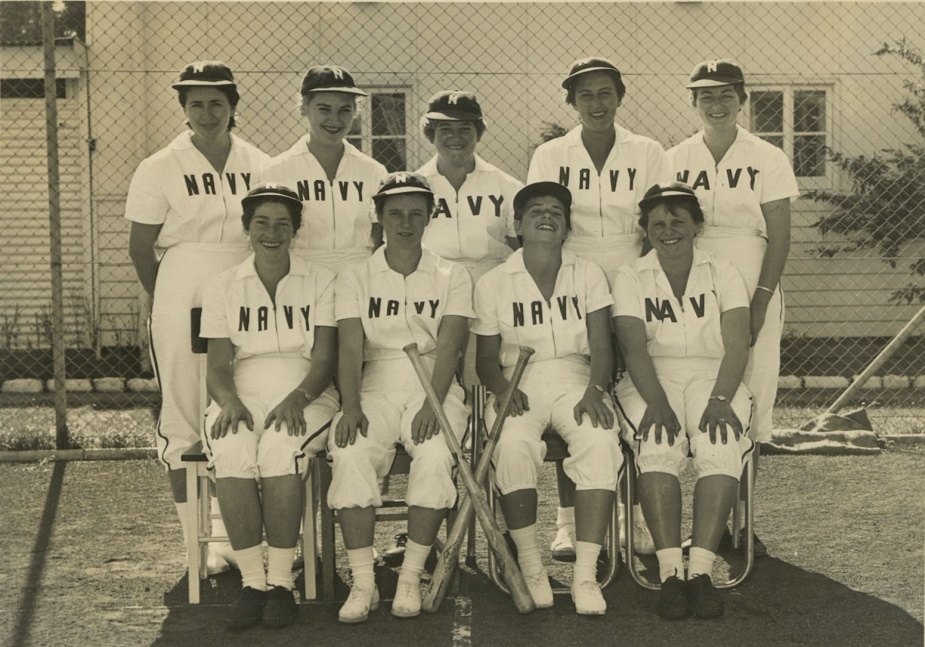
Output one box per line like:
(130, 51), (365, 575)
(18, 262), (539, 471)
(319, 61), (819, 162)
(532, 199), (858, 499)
(326, 358), (468, 511)
(149, 243), (249, 470)
(203, 356), (338, 479)
(487, 357), (623, 495)
(616, 357), (755, 480)
(697, 233), (783, 442)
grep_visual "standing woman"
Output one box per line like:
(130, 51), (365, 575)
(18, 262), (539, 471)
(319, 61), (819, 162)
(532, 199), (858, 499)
(668, 60), (799, 554)
(416, 90), (523, 385)
(261, 65), (387, 274)
(528, 56), (672, 558)
(126, 61), (270, 571)
(201, 184), (340, 629)
(328, 173), (473, 623)
(474, 182), (622, 615)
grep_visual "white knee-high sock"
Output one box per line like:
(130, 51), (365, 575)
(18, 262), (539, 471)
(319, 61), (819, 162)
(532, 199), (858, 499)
(557, 506), (575, 529)
(688, 547), (716, 579)
(346, 546), (376, 590)
(509, 525), (544, 576)
(573, 541), (601, 583)
(656, 547), (685, 583)
(266, 546), (296, 589)
(398, 539), (431, 584)
(235, 545), (267, 591)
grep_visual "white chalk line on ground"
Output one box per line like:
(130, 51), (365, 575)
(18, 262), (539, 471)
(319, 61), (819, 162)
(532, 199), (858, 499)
(453, 595), (472, 647)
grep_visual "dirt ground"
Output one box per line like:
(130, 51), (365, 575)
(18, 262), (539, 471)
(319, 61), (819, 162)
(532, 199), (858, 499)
(1, 447), (923, 647)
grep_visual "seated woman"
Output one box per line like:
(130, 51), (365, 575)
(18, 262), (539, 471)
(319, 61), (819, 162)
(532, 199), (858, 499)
(201, 183), (340, 629)
(613, 182), (754, 620)
(328, 172), (473, 623)
(473, 182), (622, 616)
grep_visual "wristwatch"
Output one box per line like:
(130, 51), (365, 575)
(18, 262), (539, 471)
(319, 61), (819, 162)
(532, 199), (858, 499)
(296, 388), (314, 403)
(586, 384), (607, 395)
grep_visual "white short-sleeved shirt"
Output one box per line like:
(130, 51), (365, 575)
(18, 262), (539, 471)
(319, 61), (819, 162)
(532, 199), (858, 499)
(667, 126), (800, 239)
(125, 132), (270, 248)
(613, 248), (749, 360)
(200, 253), (336, 362)
(473, 249), (614, 368)
(335, 247), (474, 363)
(527, 124), (673, 244)
(417, 155), (522, 263)
(259, 135), (387, 254)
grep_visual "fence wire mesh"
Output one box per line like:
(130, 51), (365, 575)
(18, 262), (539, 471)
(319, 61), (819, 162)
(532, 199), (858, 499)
(2, 1), (924, 448)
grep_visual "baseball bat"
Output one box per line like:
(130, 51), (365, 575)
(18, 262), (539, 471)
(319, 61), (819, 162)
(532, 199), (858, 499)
(422, 345), (534, 613)
(403, 343), (535, 615)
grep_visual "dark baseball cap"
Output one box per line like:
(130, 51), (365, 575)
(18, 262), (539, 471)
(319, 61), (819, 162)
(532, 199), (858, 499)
(171, 61), (236, 89)
(300, 65), (368, 97)
(686, 59), (745, 88)
(638, 181), (699, 209)
(513, 182), (572, 216)
(372, 172), (434, 204)
(562, 56), (623, 89)
(241, 183), (304, 212)
(424, 91), (484, 121)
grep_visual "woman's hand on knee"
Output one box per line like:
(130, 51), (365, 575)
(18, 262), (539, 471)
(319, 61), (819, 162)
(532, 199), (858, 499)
(698, 400), (743, 444)
(411, 401), (441, 445)
(494, 389), (529, 417)
(639, 402), (681, 446)
(211, 399), (254, 439)
(334, 408), (368, 448)
(573, 388), (614, 429)
(265, 392), (308, 436)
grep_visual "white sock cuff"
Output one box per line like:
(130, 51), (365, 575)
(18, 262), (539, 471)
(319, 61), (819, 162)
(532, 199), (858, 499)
(573, 541), (602, 582)
(688, 547), (717, 579)
(508, 525), (539, 548)
(346, 546), (376, 577)
(557, 506), (576, 527)
(266, 546), (296, 589)
(656, 547), (685, 583)
(235, 544), (267, 591)
(399, 539), (432, 580)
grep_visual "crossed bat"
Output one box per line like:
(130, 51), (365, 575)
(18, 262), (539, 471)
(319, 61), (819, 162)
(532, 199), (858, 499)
(403, 343), (535, 614)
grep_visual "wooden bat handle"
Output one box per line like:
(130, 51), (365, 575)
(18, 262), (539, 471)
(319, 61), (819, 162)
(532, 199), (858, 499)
(422, 345), (534, 613)
(403, 343), (535, 614)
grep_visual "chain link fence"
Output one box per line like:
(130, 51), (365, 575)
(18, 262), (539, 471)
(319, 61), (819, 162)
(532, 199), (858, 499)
(2, 1), (925, 448)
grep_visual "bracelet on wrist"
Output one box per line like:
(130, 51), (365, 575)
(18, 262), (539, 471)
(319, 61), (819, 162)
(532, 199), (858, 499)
(296, 388), (314, 403)
(708, 395), (729, 403)
(756, 285), (775, 296)
(586, 384), (606, 395)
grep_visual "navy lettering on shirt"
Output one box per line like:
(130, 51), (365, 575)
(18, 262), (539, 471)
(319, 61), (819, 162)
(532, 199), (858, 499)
(237, 304), (312, 332)
(676, 167), (760, 191)
(257, 306), (269, 331)
(184, 172), (253, 197)
(644, 294), (709, 323)
(202, 173), (216, 195)
(558, 166), (639, 192)
(434, 198), (452, 219)
(367, 297), (440, 319)
(293, 179), (367, 203)
(487, 194), (505, 217)
(511, 295), (584, 328)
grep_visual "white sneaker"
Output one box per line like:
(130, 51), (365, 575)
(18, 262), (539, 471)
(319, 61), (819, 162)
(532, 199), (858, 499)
(571, 579), (606, 615)
(524, 570), (554, 609)
(338, 583), (380, 624)
(391, 580), (421, 618)
(206, 542), (237, 575)
(619, 505), (656, 556)
(550, 524), (576, 562)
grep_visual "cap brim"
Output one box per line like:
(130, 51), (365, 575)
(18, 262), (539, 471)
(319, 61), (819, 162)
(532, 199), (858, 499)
(171, 80), (236, 89)
(561, 66), (619, 88)
(639, 189), (697, 206)
(374, 186), (434, 200)
(304, 86), (368, 97)
(685, 77), (743, 89)
(424, 110), (483, 121)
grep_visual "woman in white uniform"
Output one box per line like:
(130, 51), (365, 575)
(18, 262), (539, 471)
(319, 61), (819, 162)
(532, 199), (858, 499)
(613, 182), (754, 620)
(125, 61), (270, 572)
(474, 182), (622, 616)
(328, 172), (473, 623)
(201, 184), (339, 629)
(260, 65), (387, 274)
(667, 60), (799, 556)
(528, 56), (671, 559)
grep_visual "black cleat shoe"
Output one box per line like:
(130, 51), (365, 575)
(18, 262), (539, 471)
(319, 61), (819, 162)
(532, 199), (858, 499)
(262, 586), (298, 628)
(226, 586), (267, 630)
(382, 532), (408, 567)
(687, 574), (724, 618)
(657, 576), (689, 620)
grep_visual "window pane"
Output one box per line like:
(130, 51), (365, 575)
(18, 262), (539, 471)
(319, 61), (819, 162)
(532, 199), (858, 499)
(751, 91), (783, 133)
(0, 78), (66, 98)
(757, 134), (784, 150)
(373, 139), (406, 172)
(371, 93), (406, 137)
(794, 91), (826, 133)
(794, 135), (826, 176)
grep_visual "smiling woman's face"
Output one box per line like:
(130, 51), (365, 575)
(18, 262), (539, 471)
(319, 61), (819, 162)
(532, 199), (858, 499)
(379, 193), (431, 248)
(301, 91), (357, 147)
(572, 71), (620, 133)
(516, 195), (569, 246)
(247, 201), (295, 260)
(183, 87), (232, 141)
(693, 85), (743, 131)
(645, 203), (700, 258)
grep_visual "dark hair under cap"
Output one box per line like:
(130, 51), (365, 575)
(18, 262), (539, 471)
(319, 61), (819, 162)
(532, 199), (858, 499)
(241, 183), (304, 233)
(638, 181), (705, 230)
(562, 56), (626, 104)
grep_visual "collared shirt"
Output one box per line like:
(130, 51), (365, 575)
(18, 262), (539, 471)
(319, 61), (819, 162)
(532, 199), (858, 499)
(200, 253), (336, 361)
(335, 247), (474, 362)
(667, 126), (800, 239)
(259, 135), (387, 254)
(125, 132), (270, 248)
(613, 248), (749, 360)
(417, 154), (522, 262)
(527, 124), (673, 243)
(473, 249), (613, 368)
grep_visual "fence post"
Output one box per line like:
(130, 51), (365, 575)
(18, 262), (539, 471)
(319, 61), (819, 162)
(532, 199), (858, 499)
(42, 1), (69, 449)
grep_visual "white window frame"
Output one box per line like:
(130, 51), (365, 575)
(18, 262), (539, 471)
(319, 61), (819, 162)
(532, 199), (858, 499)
(746, 83), (835, 191)
(347, 86), (410, 172)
